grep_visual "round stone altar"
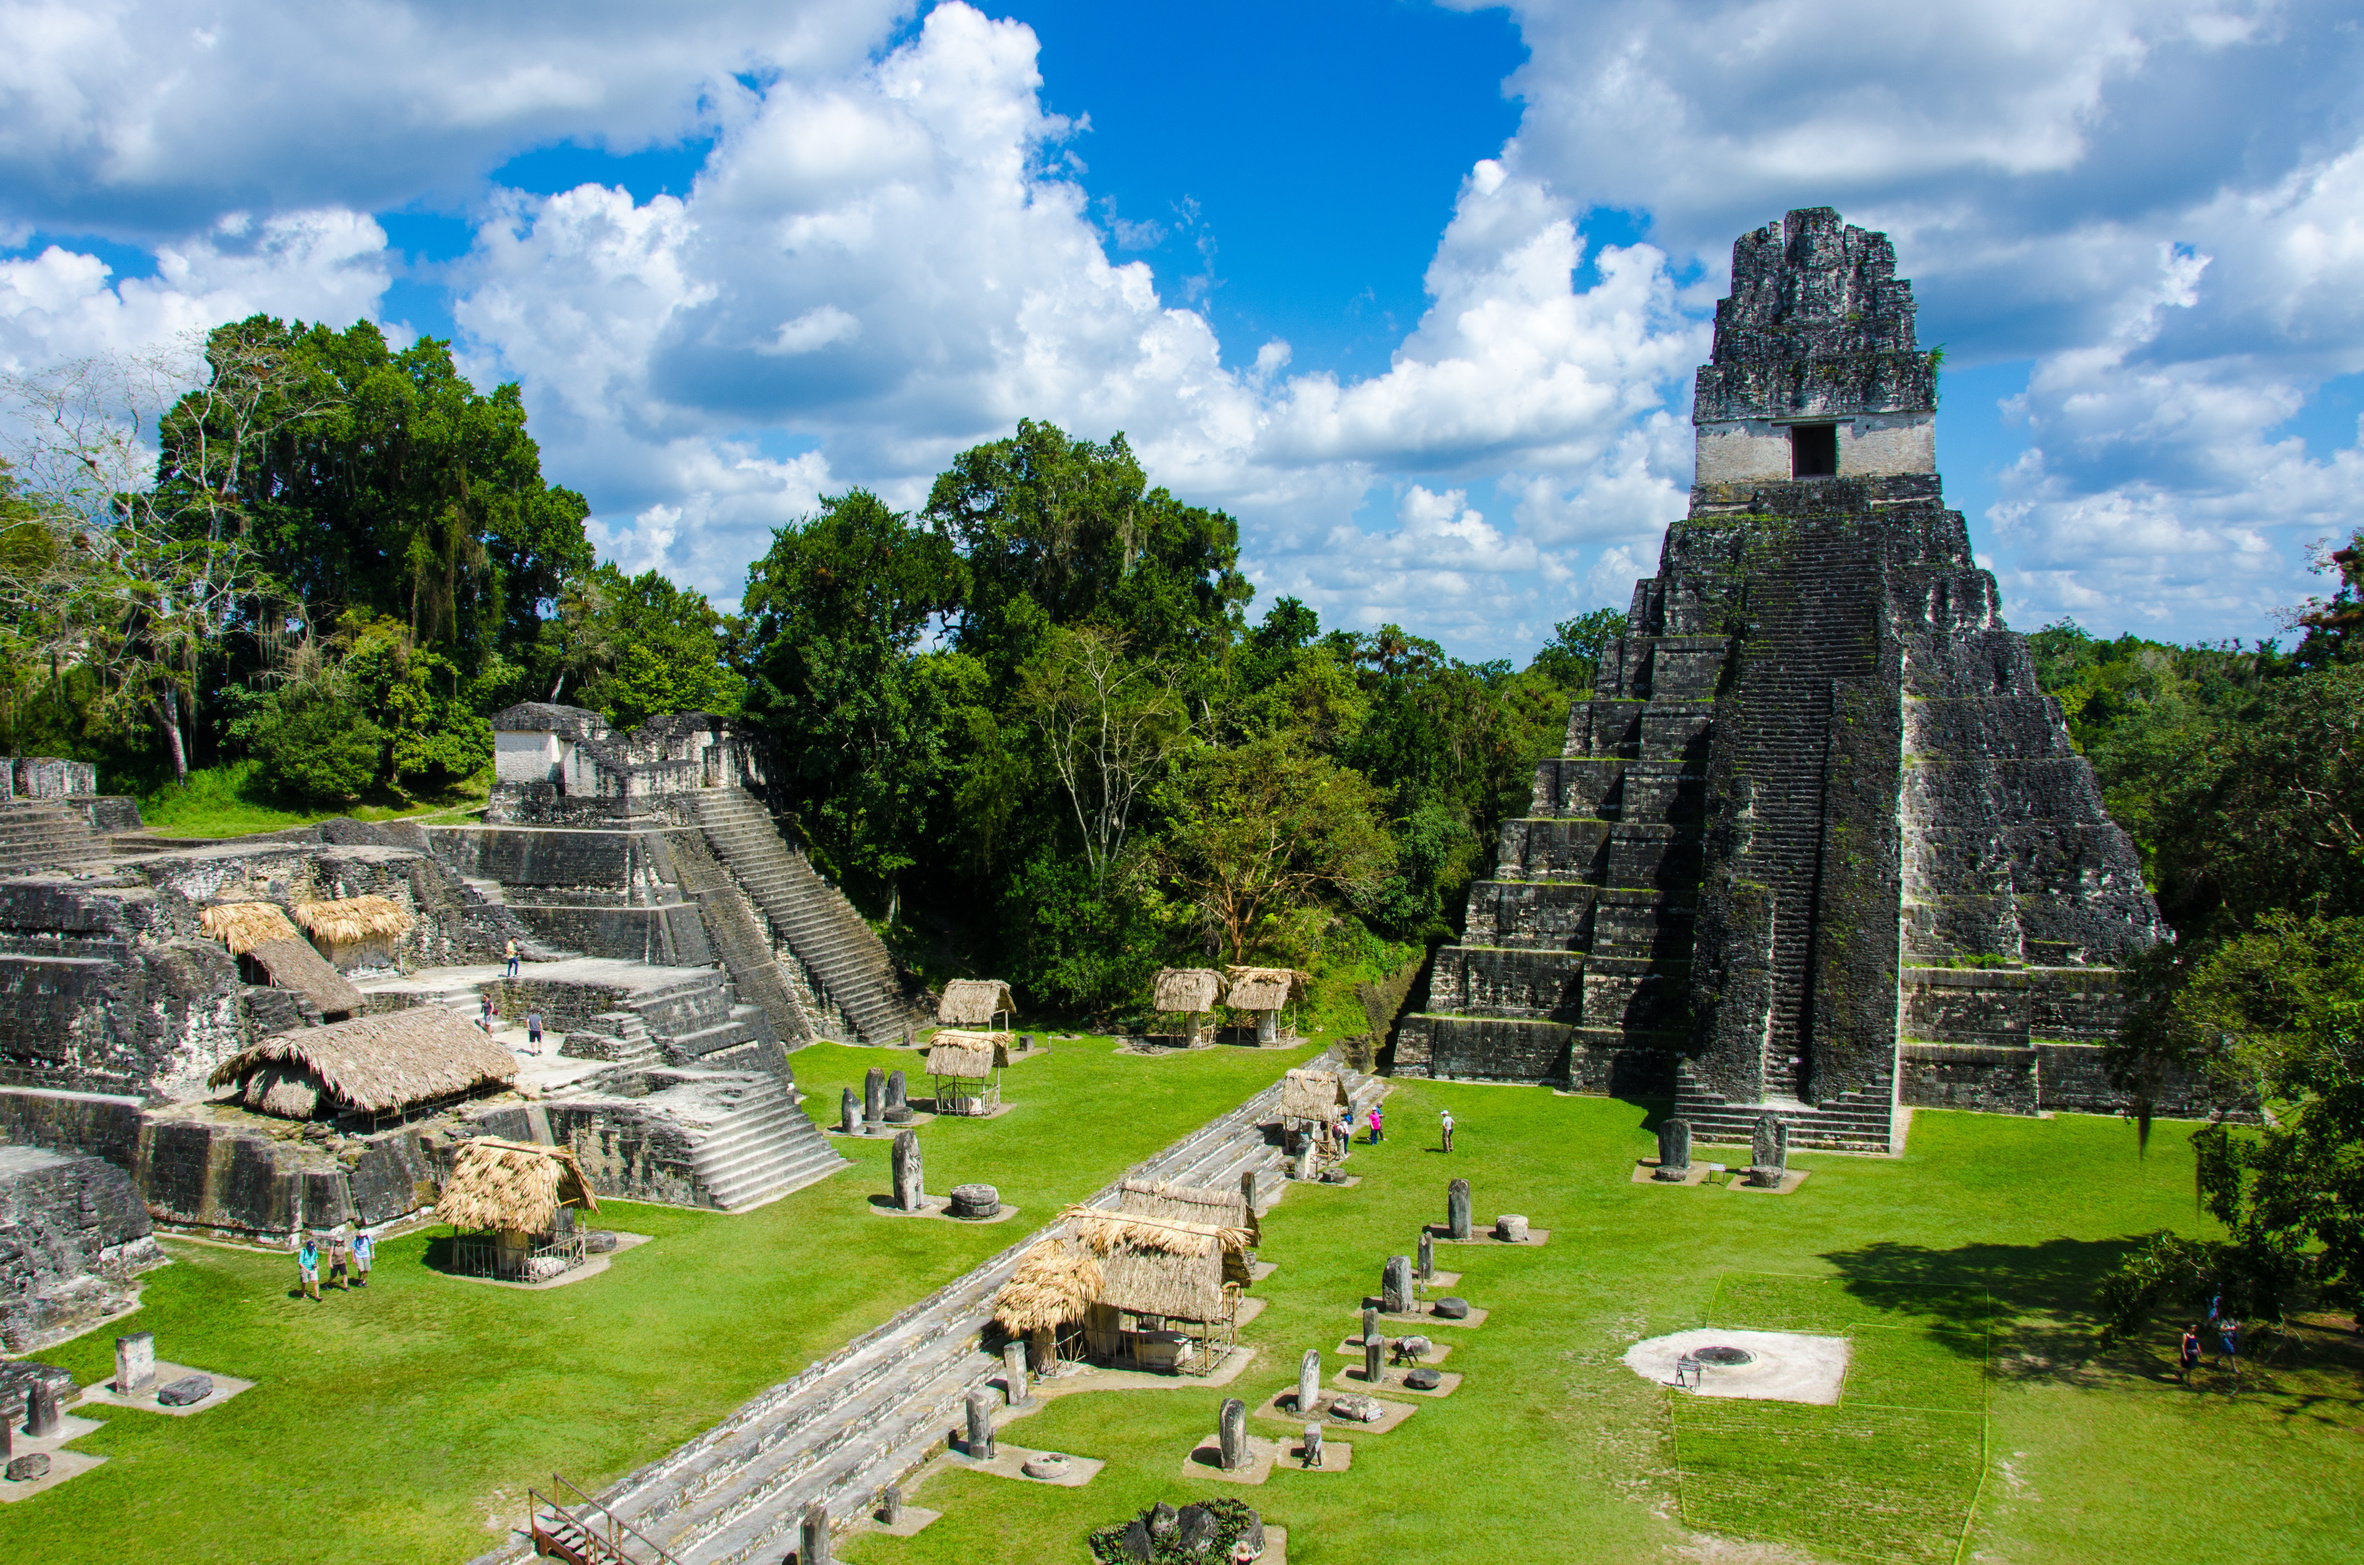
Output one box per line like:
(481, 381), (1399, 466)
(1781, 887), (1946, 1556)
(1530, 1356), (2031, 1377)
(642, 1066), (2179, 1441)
(947, 1183), (1001, 1220)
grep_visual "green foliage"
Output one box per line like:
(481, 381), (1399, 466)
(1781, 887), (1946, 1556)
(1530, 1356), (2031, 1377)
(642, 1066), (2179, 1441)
(240, 682), (383, 803)
(1526, 605), (1623, 692)
(565, 564), (744, 728)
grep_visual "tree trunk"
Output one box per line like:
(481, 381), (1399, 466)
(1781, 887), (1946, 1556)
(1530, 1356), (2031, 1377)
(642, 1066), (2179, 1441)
(158, 689), (189, 786)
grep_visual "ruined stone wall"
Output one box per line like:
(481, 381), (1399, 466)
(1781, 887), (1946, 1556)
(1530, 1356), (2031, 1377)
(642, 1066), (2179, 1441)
(0, 1147), (165, 1352)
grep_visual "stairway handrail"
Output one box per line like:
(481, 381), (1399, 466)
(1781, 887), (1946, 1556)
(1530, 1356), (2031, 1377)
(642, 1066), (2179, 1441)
(538, 1474), (687, 1565)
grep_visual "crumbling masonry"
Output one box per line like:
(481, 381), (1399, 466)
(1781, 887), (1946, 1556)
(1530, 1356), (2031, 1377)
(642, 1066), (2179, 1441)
(1397, 208), (2177, 1149)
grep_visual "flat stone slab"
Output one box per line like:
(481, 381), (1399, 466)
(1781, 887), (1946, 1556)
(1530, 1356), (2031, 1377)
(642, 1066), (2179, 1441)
(1623, 1328), (1850, 1404)
(9, 1412), (102, 1448)
(1332, 1339), (1453, 1366)
(1248, 1259), (1279, 1282)
(943, 1441), (1104, 1487)
(1332, 1364), (1463, 1398)
(1727, 1169), (1813, 1195)
(434, 1233), (652, 1291)
(1281, 1436), (1352, 1472)
(0, 1445), (104, 1500)
(1360, 1301), (1488, 1328)
(864, 1195), (1024, 1224)
(1426, 1225), (1550, 1246)
(853, 1505), (942, 1538)
(827, 1112), (936, 1136)
(76, 1361), (254, 1417)
(1182, 1433), (1280, 1486)
(1253, 1386), (1416, 1434)
(1633, 1161), (1713, 1187)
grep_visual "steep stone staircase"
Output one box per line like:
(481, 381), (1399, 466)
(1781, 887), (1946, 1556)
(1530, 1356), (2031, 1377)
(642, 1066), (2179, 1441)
(687, 789), (923, 1048)
(676, 1070), (842, 1212)
(1673, 1065), (1896, 1153)
(0, 801), (103, 876)
(477, 1058), (1384, 1565)
(657, 830), (814, 1045)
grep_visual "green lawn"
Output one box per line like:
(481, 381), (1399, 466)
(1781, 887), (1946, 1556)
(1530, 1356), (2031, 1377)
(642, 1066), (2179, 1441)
(0, 1036), (1315, 1564)
(851, 1088), (2364, 1565)
(124, 759), (491, 838)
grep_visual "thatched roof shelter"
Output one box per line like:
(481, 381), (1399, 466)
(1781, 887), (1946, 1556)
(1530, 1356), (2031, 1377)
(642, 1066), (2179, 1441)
(437, 1137), (598, 1234)
(201, 901), (302, 955)
(1223, 966), (1309, 1011)
(201, 902), (365, 1017)
(991, 1238), (1103, 1336)
(1065, 1206), (1253, 1306)
(936, 978), (1015, 1026)
(1152, 968), (1223, 1013)
(291, 894), (415, 958)
(1116, 1177), (1260, 1246)
(1280, 1067), (1349, 1124)
(208, 1006), (517, 1119)
(926, 1029), (1011, 1079)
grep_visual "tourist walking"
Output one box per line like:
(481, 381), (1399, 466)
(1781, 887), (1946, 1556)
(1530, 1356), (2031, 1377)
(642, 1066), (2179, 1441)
(296, 1235), (320, 1302)
(504, 938), (520, 979)
(352, 1226), (375, 1288)
(2220, 1319), (2241, 1388)
(526, 1009), (544, 1050)
(479, 992), (494, 1031)
(1334, 1111), (1352, 1152)
(1440, 1108), (1455, 1153)
(326, 1230), (351, 1290)
(1368, 1105), (1384, 1144)
(2178, 1325), (2200, 1385)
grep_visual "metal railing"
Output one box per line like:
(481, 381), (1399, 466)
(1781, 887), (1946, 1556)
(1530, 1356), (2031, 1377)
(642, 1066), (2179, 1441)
(530, 1473), (684, 1564)
(452, 1230), (588, 1282)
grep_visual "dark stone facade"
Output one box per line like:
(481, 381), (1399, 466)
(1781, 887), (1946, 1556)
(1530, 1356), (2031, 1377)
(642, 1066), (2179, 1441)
(1398, 209), (2170, 1145)
(0, 1145), (166, 1352)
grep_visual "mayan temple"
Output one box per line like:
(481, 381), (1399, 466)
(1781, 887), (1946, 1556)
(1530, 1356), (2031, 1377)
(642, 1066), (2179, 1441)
(1395, 207), (2168, 1150)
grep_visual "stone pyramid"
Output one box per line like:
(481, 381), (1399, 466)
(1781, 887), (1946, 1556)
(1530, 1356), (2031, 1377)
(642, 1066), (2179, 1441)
(1396, 208), (2164, 1151)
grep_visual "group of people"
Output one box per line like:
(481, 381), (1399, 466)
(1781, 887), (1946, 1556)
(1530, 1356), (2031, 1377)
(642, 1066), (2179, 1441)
(294, 1225), (376, 1301)
(474, 987), (546, 1050)
(1331, 1105), (1387, 1149)
(2177, 1300), (2244, 1386)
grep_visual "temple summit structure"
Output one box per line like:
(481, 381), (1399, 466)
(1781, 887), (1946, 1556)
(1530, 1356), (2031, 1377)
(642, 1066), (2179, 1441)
(1395, 207), (2173, 1150)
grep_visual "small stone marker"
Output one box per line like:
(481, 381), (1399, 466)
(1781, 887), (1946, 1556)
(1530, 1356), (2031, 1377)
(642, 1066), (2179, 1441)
(1382, 1254), (1413, 1313)
(25, 1382), (59, 1439)
(1149, 1502), (1179, 1539)
(1447, 1177), (1471, 1240)
(948, 1183), (1000, 1219)
(1404, 1366), (1443, 1391)
(892, 1129), (925, 1212)
(863, 1067), (885, 1125)
(1361, 1305), (1380, 1344)
(1330, 1393), (1383, 1422)
(884, 1069), (912, 1124)
(1122, 1518), (1154, 1562)
(1298, 1347), (1323, 1412)
(1218, 1396), (1249, 1470)
(1417, 1228), (1434, 1281)
(585, 1229), (619, 1254)
(1394, 1334), (1433, 1364)
(5, 1453), (48, 1483)
(1177, 1504), (1218, 1555)
(1240, 1168), (1259, 1213)
(800, 1500), (831, 1565)
(878, 1485), (901, 1525)
(1495, 1214), (1530, 1243)
(1301, 1422), (1324, 1468)
(1363, 1333), (1383, 1383)
(1746, 1114), (1789, 1187)
(1653, 1117), (1692, 1180)
(1432, 1296), (1471, 1320)
(964, 1385), (996, 1459)
(839, 1087), (858, 1135)
(156, 1374), (213, 1407)
(1292, 1141), (1314, 1180)
(1003, 1340), (1030, 1406)
(1022, 1451), (1071, 1480)
(115, 1330), (156, 1393)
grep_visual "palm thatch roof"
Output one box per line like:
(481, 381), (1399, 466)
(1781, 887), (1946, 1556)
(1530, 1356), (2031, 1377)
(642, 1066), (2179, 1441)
(1117, 1177), (1259, 1246)
(1064, 1205), (1253, 1306)
(1152, 967), (1223, 1013)
(1280, 1067), (1348, 1123)
(436, 1137), (599, 1234)
(290, 894), (416, 948)
(200, 901), (303, 956)
(247, 937), (366, 1017)
(208, 1006), (518, 1117)
(991, 1238), (1103, 1335)
(927, 1029), (1011, 1079)
(1223, 965), (1309, 1011)
(936, 978), (1015, 1026)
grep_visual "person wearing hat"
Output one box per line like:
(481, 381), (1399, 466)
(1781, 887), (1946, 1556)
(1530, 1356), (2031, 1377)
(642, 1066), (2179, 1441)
(351, 1225), (375, 1288)
(296, 1234), (321, 1302)
(1440, 1107), (1455, 1153)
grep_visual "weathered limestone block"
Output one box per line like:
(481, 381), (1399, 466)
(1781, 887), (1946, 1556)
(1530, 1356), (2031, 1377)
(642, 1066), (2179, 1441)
(1654, 1117), (1692, 1180)
(891, 1129), (924, 1212)
(1446, 1178), (1471, 1241)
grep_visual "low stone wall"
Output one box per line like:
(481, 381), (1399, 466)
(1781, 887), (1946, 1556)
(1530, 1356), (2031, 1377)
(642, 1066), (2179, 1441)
(0, 1147), (165, 1352)
(1899, 1040), (2229, 1119)
(544, 1098), (709, 1207)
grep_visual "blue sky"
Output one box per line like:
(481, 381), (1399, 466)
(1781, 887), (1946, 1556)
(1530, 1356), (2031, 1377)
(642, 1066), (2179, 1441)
(5, 0), (2362, 661)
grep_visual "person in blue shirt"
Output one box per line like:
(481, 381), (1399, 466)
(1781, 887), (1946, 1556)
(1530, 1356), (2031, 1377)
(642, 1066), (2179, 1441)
(351, 1227), (375, 1288)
